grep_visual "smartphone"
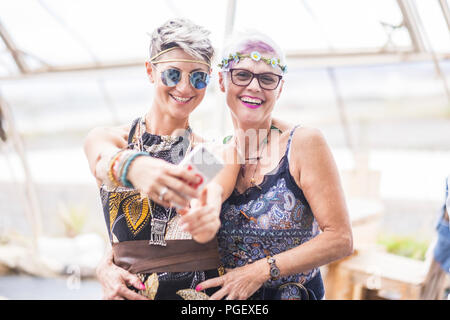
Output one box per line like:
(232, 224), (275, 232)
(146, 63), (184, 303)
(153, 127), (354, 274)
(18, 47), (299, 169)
(178, 144), (224, 192)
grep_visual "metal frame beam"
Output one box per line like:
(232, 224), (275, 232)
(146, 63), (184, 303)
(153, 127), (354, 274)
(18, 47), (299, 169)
(0, 0), (448, 79)
(0, 19), (29, 74)
(0, 96), (43, 247)
(438, 0), (450, 31)
(396, 0), (427, 52)
(1, 51), (449, 81)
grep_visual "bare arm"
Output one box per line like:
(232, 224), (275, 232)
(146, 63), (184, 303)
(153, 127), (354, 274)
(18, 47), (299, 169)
(212, 142), (241, 201)
(263, 127), (353, 277)
(83, 125), (201, 207)
(83, 125), (129, 186)
(96, 248), (148, 300)
(198, 127), (353, 300)
(179, 143), (241, 243)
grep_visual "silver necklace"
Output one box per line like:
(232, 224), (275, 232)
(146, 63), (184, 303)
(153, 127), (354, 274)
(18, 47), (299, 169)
(134, 114), (193, 246)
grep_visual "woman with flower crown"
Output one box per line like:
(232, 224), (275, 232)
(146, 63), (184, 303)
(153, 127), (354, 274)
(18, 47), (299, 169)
(190, 31), (353, 300)
(88, 29), (353, 300)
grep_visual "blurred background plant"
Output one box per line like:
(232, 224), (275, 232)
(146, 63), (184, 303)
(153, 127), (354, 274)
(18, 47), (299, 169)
(57, 203), (88, 238)
(377, 233), (431, 261)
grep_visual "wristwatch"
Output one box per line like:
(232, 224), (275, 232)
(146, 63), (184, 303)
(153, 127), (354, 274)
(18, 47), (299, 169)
(266, 256), (281, 281)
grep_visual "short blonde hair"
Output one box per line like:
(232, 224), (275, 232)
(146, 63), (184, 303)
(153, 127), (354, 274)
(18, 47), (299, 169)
(149, 18), (214, 65)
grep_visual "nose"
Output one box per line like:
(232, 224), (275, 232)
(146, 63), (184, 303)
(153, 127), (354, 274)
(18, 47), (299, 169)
(246, 75), (261, 91)
(176, 73), (194, 93)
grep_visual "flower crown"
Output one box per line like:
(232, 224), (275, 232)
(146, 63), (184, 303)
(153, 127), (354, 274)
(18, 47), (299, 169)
(218, 51), (287, 73)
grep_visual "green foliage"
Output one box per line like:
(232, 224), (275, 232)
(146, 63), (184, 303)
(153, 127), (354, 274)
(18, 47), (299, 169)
(377, 234), (430, 261)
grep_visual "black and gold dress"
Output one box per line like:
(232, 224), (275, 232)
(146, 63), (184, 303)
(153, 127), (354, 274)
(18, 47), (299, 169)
(99, 117), (223, 300)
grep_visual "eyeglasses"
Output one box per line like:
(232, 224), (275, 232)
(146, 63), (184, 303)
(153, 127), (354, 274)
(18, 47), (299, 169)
(159, 68), (210, 90)
(229, 68), (282, 90)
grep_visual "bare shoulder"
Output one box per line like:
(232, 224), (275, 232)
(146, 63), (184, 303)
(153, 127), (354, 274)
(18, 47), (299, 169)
(85, 123), (130, 149)
(292, 126), (327, 151)
(271, 118), (328, 153)
(90, 124), (129, 137)
(289, 125), (333, 177)
(103, 124), (130, 137)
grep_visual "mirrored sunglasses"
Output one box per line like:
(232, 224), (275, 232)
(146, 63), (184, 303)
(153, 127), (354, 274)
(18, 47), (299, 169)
(160, 69), (210, 90)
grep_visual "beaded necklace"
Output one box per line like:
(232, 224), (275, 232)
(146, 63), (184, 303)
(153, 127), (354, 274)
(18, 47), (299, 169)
(238, 124), (283, 191)
(236, 124), (285, 226)
(134, 114), (195, 246)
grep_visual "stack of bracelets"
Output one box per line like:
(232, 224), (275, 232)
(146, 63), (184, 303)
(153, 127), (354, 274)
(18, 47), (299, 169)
(107, 149), (149, 188)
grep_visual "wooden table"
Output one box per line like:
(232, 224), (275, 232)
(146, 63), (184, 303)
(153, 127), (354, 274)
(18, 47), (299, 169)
(322, 199), (449, 300)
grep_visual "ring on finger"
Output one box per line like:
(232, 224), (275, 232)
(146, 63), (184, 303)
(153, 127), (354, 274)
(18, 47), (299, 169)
(159, 186), (169, 201)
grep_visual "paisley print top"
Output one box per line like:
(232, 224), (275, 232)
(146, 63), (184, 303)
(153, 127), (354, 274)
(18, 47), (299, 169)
(218, 125), (324, 300)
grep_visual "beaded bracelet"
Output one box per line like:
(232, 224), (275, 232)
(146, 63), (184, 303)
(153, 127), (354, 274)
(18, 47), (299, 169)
(120, 151), (149, 188)
(111, 151), (129, 183)
(115, 150), (136, 184)
(107, 150), (124, 187)
(111, 154), (122, 183)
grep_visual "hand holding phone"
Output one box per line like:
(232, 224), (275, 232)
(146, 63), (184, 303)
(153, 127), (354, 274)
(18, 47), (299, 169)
(179, 144), (224, 191)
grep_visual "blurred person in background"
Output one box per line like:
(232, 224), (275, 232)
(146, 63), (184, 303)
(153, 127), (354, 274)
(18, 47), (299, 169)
(434, 176), (450, 275)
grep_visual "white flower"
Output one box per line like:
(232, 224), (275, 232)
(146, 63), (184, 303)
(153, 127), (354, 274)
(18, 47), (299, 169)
(250, 51), (261, 62)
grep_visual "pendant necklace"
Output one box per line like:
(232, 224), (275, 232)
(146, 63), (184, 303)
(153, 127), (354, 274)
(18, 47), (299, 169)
(239, 124), (283, 224)
(135, 113), (194, 246)
(149, 131), (194, 246)
(240, 124), (282, 191)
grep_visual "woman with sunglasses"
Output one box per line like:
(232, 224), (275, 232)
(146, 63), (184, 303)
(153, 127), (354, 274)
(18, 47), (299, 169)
(84, 18), (235, 300)
(190, 31), (353, 300)
(90, 29), (353, 300)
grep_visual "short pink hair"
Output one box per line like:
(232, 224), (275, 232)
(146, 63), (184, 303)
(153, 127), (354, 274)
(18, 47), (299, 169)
(239, 40), (277, 55)
(221, 30), (286, 70)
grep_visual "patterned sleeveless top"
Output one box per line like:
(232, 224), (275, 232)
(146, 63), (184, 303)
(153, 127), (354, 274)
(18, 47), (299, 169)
(217, 125), (324, 300)
(99, 117), (222, 300)
(99, 117), (192, 243)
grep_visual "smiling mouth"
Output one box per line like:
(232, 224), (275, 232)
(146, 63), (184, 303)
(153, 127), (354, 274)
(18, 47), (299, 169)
(240, 96), (264, 109)
(170, 94), (193, 104)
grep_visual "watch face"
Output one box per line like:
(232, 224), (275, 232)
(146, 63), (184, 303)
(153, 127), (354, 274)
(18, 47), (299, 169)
(270, 266), (280, 279)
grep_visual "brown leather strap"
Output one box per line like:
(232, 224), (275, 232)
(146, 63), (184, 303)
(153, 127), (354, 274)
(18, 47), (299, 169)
(112, 239), (221, 274)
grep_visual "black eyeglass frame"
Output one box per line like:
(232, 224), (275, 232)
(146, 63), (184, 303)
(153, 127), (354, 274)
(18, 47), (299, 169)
(228, 68), (283, 90)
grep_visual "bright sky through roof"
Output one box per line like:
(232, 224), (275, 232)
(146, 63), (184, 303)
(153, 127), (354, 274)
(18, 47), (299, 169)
(0, 0), (448, 74)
